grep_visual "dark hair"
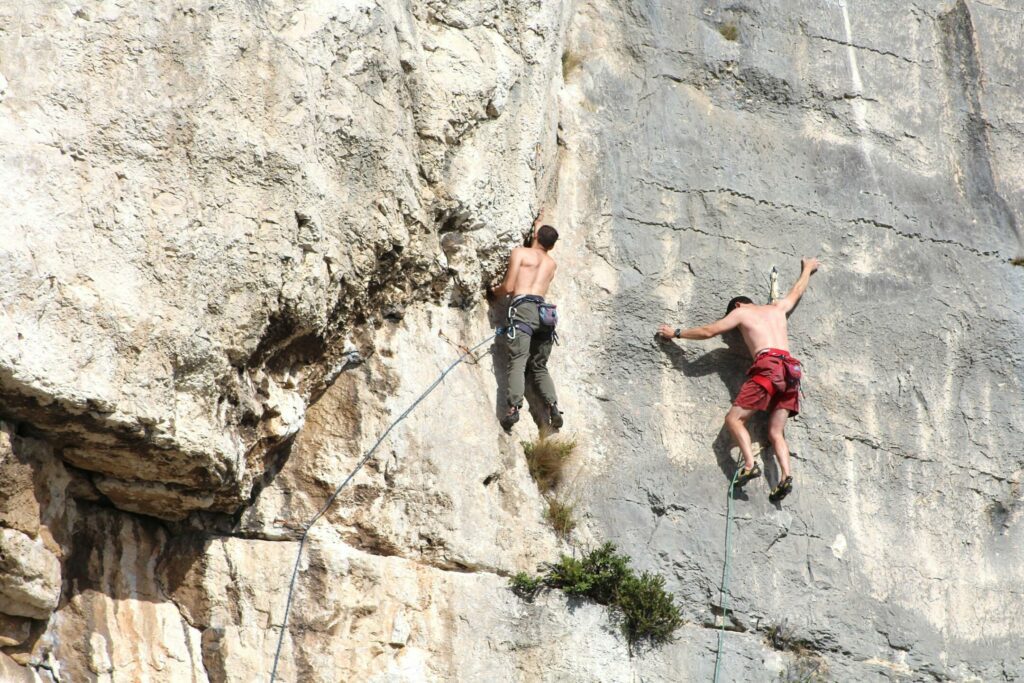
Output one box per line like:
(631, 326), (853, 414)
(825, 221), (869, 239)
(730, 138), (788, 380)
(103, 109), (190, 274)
(726, 296), (753, 315)
(537, 224), (559, 249)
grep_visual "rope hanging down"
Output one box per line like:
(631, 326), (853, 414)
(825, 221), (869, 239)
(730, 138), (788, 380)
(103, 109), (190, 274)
(713, 467), (741, 683)
(714, 266), (774, 680)
(269, 332), (497, 682)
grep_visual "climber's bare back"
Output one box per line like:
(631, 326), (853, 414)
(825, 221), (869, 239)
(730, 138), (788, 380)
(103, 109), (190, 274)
(508, 247), (557, 297)
(733, 304), (790, 357)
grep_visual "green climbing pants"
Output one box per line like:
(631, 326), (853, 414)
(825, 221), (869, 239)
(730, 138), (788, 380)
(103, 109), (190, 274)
(505, 300), (558, 409)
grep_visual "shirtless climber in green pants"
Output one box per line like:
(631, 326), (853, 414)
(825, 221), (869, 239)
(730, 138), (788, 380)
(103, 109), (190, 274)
(489, 211), (563, 432)
(656, 258), (820, 502)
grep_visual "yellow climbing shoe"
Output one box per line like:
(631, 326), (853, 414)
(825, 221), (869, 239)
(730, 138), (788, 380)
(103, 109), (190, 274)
(735, 463), (761, 487)
(769, 476), (794, 502)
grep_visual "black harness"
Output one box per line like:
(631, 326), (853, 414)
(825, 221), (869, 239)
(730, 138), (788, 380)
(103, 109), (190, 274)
(504, 295), (558, 343)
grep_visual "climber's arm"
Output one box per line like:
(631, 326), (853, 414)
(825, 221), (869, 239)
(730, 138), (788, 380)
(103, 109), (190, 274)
(776, 257), (820, 314)
(491, 249), (523, 299)
(657, 309), (743, 341)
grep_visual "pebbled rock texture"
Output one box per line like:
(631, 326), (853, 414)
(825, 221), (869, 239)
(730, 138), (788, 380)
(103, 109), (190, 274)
(1, 0), (1023, 681)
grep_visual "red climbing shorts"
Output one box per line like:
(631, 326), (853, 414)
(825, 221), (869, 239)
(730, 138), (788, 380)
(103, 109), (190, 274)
(732, 349), (801, 417)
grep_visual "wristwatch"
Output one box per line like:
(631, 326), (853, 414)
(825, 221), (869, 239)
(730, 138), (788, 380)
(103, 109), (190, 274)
(674, 328), (682, 339)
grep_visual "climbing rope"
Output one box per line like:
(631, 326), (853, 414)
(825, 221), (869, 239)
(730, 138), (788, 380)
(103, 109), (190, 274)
(713, 466), (741, 683)
(268, 332), (497, 682)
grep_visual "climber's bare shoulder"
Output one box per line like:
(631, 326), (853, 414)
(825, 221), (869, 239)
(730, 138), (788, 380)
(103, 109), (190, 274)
(511, 249), (557, 297)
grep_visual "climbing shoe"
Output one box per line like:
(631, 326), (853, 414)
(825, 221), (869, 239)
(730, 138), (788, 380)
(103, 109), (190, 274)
(547, 403), (564, 429)
(769, 476), (794, 503)
(500, 406), (520, 431)
(734, 463), (761, 487)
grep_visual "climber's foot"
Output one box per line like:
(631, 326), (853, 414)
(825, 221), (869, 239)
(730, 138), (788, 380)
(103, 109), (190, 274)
(547, 403), (564, 430)
(768, 476), (794, 503)
(734, 463), (761, 487)
(500, 406), (520, 431)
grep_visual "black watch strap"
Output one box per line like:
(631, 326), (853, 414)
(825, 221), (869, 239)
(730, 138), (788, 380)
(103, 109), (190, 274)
(674, 328), (682, 339)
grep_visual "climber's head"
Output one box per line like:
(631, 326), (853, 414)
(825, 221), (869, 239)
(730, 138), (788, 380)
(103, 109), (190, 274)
(726, 296), (754, 315)
(536, 224), (559, 251)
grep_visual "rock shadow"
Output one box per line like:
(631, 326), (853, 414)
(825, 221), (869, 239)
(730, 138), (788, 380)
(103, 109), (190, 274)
(655, 331), (777, 486)
(487, 299), (511, 423)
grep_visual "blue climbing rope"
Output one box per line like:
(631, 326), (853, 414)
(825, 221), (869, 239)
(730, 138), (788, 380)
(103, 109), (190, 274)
(268, 332), (497, 682)
(713, 466), (741, 683)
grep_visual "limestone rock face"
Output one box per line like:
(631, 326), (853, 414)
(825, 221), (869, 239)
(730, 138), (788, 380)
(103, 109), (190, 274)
(1, 0), (1023, 681)
(0, 529), (61, 620)
(0, 0), (564, 519)
(0, 426), (66, 628)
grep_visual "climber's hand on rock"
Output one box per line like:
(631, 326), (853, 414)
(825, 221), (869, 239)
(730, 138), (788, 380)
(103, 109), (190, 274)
(657, 324), (677, 340)
(802, 257), (820, 274)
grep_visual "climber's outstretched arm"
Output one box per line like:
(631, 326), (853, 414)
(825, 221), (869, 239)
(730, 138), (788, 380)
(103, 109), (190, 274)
(657, 309), (743, 341)
(776, 257), (820, 314)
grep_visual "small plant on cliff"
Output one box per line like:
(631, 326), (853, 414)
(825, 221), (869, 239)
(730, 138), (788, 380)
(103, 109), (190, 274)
(510, 572), (543, 597)
(777, 656), (829, 683)
(767, 620), (829, 682)
(718, 22), (740, 41)
(544, 496), (577, 539)
(1011, 256), (1024, 267)
(508, 542), (683, 650)
(522, 435), (576, 493)
(562, 50), (584, 79)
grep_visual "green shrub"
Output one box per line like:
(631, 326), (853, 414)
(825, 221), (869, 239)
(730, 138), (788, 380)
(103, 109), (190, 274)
(616, 572), (684, 648)
(508, 542), (683, 650)
(545, 542), (630, 602)
(545, 497), (577, 539)
(510, 572), (543, 599)
(522, 436), (576, 493)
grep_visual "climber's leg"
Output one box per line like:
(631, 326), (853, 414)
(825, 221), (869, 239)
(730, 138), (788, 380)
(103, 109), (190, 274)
(724, 405), (757, 470)
(527, 333), (558, 406)
(767, 407), (792, 480)
(504, 329), (531, 423)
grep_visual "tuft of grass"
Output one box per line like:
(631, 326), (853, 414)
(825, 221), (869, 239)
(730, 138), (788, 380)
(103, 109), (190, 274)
(718, 22), (740, 41)
(545, 497), (577, 539)
(522, 435), (576, 493)
(562, 50), (584, 79)
(508, 542), (683, 650)
(1011, 257), (1024, 267)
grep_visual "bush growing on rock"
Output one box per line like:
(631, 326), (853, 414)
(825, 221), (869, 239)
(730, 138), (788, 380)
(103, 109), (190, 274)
(509, 542), (683, 649)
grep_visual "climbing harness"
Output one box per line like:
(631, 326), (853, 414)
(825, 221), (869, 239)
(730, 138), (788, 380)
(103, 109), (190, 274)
(748, 349), (803, 398)
(502, 294), (559, 344)
(269, 332), (497, 683)
(713, 466), (741, 683)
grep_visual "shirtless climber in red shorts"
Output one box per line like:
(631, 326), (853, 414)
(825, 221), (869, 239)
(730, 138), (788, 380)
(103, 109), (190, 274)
(657, 258), (820, 502)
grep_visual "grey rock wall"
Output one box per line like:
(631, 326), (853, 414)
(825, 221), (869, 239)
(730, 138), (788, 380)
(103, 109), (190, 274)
(0, 0), (1022, 681)
(560, 0), (1024, 679)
